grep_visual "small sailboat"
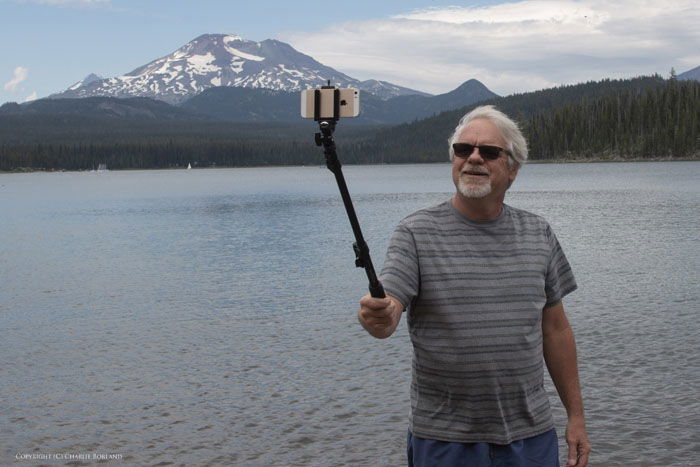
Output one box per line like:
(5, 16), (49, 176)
(187, 163), (192, 170)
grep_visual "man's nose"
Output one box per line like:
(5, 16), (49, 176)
(466, 147), (485, 164)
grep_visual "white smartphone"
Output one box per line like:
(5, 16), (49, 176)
(300, 87), (360, 119)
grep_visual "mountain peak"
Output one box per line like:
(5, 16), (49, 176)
(52, 34), (426, 103)
(194, 33), (244, 41)
(448, 79), (495, 96)
(67, 73), (104, 91)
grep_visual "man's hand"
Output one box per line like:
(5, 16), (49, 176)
(565, 416), (591, 466)
(358, 294), (403, 339)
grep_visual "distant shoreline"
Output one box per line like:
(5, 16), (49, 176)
(2, 156), (698, 174)
(525, 155), (700, 164)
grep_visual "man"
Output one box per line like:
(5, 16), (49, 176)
(358, 105), (590, 467)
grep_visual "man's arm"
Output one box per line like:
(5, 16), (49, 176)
(358, 294), (404, 339)
(542, 301), (591, 467)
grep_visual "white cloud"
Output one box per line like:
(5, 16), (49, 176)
(396, 1), (604, 25)
(280, 0), (700, 96)
(4, 66), (29, 92)
(24, 91), (38, 102)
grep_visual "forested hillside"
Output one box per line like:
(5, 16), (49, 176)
(0, 117), (372, 170)
(1, 76), (697, 171)
(338, 76), (698, 163)
(526, 80), (699, 159)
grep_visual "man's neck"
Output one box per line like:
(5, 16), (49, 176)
(451, 193), (504, 221)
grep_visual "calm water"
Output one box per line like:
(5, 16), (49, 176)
(1, 162), (699, 466)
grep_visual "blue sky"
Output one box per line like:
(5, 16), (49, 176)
(2, 0), (699, 105)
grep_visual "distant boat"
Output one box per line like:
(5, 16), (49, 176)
(97, 163), (107, 172)
(187, 163), (192, 169)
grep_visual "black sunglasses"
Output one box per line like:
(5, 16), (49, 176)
(452, 143), (512, 160)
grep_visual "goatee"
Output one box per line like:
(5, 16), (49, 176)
(458, 178), (492, 198)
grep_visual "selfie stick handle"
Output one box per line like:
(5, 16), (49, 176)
(315, 115), (385, 299)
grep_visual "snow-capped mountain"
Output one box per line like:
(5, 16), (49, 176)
(53, 34), (427, 104)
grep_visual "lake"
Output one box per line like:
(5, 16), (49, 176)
(1, 161), (699, 466)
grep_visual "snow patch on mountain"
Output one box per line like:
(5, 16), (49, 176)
(224, 45), (265, 62)
(187, 53), (218, 73)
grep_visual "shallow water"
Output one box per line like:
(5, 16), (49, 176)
(1, 161), (699, 465)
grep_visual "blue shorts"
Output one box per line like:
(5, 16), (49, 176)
(407, 428), (559, 467)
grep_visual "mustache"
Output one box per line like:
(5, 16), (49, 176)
(460, 164), (489, 175)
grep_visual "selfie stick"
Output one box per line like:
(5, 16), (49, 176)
(313, 85), (385, 299)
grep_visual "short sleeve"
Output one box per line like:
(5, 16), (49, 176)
(544, 225), (577, 306)
(379, 223), (420, 310)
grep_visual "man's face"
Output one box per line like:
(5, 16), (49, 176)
(451, 118), (518, 200)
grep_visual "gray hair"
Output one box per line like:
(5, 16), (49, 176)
(448, 105), (528, 169)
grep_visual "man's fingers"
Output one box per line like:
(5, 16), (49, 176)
(357, 294), (402, 339)
(359, 307), (393, 325)
(359, 294), (392, 311)
(566, 441), (578, 466)
(577, 448), (589, 467)
(566, 440), (590, 467)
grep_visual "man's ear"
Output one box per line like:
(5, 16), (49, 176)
(507, 166), (519, 189)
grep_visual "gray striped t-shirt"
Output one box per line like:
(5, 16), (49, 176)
(380, 200), (577, 444)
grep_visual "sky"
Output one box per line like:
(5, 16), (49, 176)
(1, 0), (699, 105)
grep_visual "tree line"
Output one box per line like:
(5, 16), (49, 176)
(336, 76), (699, 164)
(525, 79), (699, 159)
(0, 77), (697, 171)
